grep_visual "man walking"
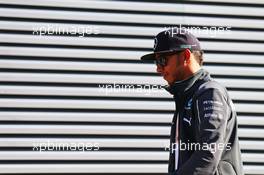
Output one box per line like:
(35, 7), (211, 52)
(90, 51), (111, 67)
(141, 27), (243, 175)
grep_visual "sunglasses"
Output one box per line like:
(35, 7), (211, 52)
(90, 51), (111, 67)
(154, 51), (182, 67)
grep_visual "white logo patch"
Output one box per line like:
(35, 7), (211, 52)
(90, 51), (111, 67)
(184, 98), (193, 110)
(183, 117), (192, 126)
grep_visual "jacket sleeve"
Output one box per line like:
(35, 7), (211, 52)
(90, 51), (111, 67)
(173, 88), (230, 175)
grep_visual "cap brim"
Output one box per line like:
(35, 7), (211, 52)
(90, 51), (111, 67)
(140, 53), (155, 61)
(140, 49), (183, 61)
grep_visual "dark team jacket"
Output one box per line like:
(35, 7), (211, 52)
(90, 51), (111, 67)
(166, 69), (243, 175)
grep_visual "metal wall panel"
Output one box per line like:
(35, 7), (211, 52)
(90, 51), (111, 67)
(0, 0), (263, 174)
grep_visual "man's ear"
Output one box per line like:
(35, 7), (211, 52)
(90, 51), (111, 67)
(184, 49), (191, 64)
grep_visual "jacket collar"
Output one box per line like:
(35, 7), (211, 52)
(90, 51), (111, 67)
(165, 68), (206, 97)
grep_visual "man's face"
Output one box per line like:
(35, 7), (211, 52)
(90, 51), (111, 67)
(155, 51), (185, 86)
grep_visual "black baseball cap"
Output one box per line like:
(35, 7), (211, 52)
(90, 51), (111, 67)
(141, 27), (202, 60)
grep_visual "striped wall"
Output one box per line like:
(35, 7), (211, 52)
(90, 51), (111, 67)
(0, 0), (263, 174)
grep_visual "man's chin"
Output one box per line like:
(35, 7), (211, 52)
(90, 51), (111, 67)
(165, 79), (174, 86)
(163, 75), (174, 85)
(166, 78), (177, 86)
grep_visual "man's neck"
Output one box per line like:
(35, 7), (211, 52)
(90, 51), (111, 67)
(182, 66), (202, 82)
